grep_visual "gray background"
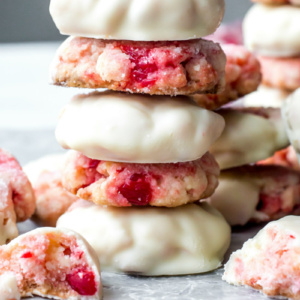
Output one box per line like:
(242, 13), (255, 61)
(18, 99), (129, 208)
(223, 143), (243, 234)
(0, 0), (253, 43)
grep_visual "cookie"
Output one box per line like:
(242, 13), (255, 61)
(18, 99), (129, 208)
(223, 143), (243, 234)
(244, 4), (300, 57)
(211, 107), (289, 170)
(57, 201), (230, 276)
(192, 44), (261, 110)
(208, 165), (300, 226)
(223, 216), (300, 299)
(259, 56), (300, 91)
(50, 0), (225, 41)
(56, 91), (225, 163)
(0, 179), (18, 244)
(51, 37), (226, 96)
(62, 151), (219, 207)
(24, 154), (78, 226)
(0, 149), (35, 222)
(282, 88), (300, 163)
(0, 227), (102, 299)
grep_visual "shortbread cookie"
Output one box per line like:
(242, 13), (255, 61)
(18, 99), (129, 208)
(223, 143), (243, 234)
(0, 148), (35, 222)
(24, 154), (78, 226)
(51, 37), (226, 96)
(62, 151), (219, 207)
(258, 146), (300, 170)
(223, 216), (300, 299)
(56, 91), (225, 163)
(244, 4), (300, 57)
(253, 0), (300, 5)
(242, 85), (291, 108)
(282, 88), (300, 163)
(259, 56), (300, 91)
(0, 179), (18, 244)
(210, 108), (289, 170)
(208, 165), (300, 226)
(0, 227), (102, 299)
(50, 0), (225, 41)
(192, 45), (261, 110)
(57, 201), (230, 276)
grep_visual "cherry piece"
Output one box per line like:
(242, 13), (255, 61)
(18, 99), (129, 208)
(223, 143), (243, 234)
(118, 173), (152, 206)
(66, 268), (97, 296)
(121, 46), (158, 88)
(21, 251), (33, 258)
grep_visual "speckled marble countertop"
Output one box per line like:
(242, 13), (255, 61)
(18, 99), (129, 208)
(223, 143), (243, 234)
(1, 43), (269, 300)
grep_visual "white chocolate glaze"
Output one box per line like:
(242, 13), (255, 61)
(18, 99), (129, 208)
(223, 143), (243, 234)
(243, 4), (300, 57)
(211, 108), (289, 169)
(50, 0), (225, 41)
(57, 201), (231, 276)
(55, 91), (225, 163)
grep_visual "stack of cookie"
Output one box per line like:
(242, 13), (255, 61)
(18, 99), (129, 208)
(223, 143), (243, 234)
(208, 0), (300, 226)
(48, 0), (232, 276)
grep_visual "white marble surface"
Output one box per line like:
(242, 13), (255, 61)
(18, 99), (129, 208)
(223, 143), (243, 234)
(1, 43), (269, 300)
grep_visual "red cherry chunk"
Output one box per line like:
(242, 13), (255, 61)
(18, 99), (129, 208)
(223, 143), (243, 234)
(121, 46), (158, 88)
(118, 173), (152, 206)
(21, 251), (33, 258)
(66, 268), (97, 296)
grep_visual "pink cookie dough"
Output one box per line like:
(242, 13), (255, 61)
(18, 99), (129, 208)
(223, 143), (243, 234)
(51, 37), (226, 96)
(62, 151), (220, 207)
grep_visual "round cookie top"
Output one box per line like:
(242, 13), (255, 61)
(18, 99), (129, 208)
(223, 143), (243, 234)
(243, 4), (300, 57)
(56, 91), (225, 163)
(57, 201), (231, 276)
(282, 88), (300, 162)
(50, 0), (225, 41)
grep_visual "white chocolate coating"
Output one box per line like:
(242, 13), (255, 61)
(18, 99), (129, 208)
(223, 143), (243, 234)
(282, 88), (300, 163)
(49, 0), (225, 41)
(211, 109), (289, 170)
(57, 201), (231, 276)
(56, 92), (225, 163)
(243, 4), (300, 57)
(243, 85), (291, 108)
(0, 273), (21, 300)
(208, 175), (261, 226)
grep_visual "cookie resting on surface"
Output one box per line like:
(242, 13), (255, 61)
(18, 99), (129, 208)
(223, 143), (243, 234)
(62, 151), (219, 207)
(192, 44), (261, 110)
(208, 165), (300, 226)
(57, 200), (231, 276)
(51, 37), (226, 96)
(24, 153), (79, 226)
(223, 216), (300, 299)
(0, 148), (35, 222)
(0, 227), (102, 299)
